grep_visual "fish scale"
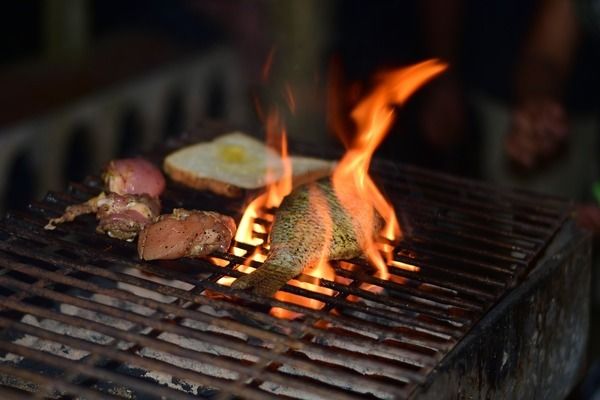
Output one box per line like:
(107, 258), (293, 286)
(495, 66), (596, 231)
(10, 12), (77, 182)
(232, 179), (381, 297)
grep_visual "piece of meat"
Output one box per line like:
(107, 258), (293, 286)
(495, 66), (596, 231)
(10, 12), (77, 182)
(103, 158), (166, 197)
(44, 196), (100, 230)
(138, 209), (236, 260)
(45, 158), (165, 239)
(231, 179), (382, 297)
(45, 192), (160, 241)
(96, 193), (161, 241)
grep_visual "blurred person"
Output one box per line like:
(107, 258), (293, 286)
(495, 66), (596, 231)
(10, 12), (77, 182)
(502, 0), (600, 235)
(416, 0), (600, 236)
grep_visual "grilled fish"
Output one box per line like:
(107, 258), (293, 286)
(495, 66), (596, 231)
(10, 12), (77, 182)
(232, 179), (382, 296)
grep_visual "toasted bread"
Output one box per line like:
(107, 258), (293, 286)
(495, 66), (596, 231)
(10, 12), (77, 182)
(163, 132), (335, 197)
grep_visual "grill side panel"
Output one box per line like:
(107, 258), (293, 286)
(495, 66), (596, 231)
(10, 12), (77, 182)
(412, 221), (590, 400)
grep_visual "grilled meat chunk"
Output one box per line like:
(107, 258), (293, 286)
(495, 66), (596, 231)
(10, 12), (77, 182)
(44, 196), (99, 229)
(103, 158), (166, 197)
(45, 158), (165, 239)
(137, 209), (236, 260)
(45, 192), (161, 241)
(96, 193), (161, 241)
(232, 179), (382, 297)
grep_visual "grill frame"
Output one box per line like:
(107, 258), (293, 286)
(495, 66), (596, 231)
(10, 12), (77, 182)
(413, 219), (590, 399)
(0, 136), (576, 399)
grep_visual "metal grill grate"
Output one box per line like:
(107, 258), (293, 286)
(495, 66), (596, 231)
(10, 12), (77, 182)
(0, 154), (571, 399)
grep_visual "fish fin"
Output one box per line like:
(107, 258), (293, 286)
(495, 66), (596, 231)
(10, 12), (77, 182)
(231, 262), (299, 297)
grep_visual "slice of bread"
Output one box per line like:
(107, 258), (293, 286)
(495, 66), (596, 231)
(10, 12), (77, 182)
(163, 132), (335, 197)
(290, 155), (336, 189)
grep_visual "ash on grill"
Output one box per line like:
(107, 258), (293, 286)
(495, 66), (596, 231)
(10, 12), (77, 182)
(0, 155), (575, 399)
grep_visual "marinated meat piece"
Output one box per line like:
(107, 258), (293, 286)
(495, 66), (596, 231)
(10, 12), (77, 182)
(232, 179), (382, 297)
(45, 158), (165, 240)
(44, 196), (100, 230)
(45, 192), (160, 241)
(96, 193), (161, 241)
(138, 209), (236, 260)
(103, 158), (166, 197)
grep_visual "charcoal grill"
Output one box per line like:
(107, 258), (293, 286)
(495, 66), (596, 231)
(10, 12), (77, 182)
(0, 136), (590, 400)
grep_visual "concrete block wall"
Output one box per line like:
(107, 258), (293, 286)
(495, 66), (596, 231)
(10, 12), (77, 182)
(0, 47), (249, 213)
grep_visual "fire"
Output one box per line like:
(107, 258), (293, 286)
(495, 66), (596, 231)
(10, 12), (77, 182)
(332, 59), (447, 282)
(271, 257), (335, 319)
(221, 59), (445, 319)
(216, 110), (290, 287)
(220, 108), (336, 319)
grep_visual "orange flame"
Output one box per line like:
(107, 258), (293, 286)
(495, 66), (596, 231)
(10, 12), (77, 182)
(223, 59), (445, 319)
(271, 257), (335, 319)
(216, 110), (290, 287)
(262, 47), (276, 83)
(284, 84), (296, 115)
(332, 59), (447, 282)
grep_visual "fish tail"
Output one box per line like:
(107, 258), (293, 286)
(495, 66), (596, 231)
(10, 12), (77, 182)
(231, 262), (300, 297)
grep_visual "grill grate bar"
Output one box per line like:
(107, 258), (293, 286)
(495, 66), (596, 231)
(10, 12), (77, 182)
(403, 238), (511, 278)
(0, 219), (468, 340)
(0, 233), (451, 361)
(380, 162), (567, 211)
(0, 240), (441, 365)
(399, 203), (547, 246)
(0, 319), (242, 400)
(0, 249), (443, 370)
(0, 386), (43, 400)
(406, 235), (529, 266)
(331, 264), (484, 311)
(394, 247), (509, 287)
(386, 180), (560, 227)
(44, 180), (556, 260)
(0, 296), (373, 400)
(215, 244), (495, 307)
(32, 191), (540, 295)
(410, 221), (538, 252)
(388, 263), (500, 297)
(390, 193), (555, 236)
(0, 256), (430, 392)
(0, 364), (119, 400)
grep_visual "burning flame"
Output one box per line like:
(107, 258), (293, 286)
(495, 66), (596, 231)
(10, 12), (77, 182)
(216, 110), (291, 287)
(223, 59), (445, 319)
(223, 109), (336, 319)
(271, 258), (335, 319)
(332, 59), (447, 283)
